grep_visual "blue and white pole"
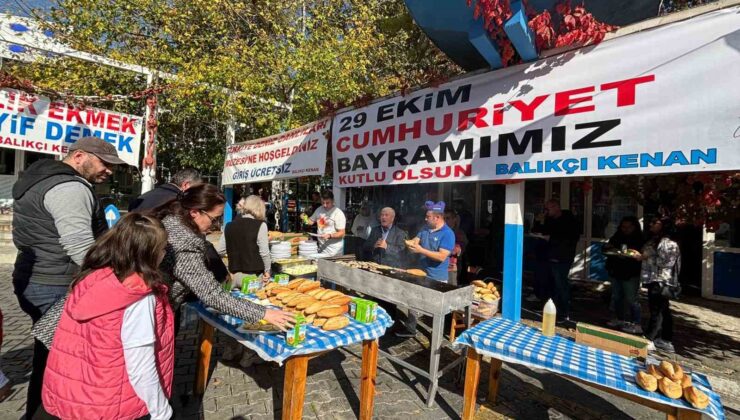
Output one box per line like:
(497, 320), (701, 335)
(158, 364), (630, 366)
(502, 181), (525, 321)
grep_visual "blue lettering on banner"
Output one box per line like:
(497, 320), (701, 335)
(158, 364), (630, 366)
(232, 163), (293, 182)
(598, 148), (716, 170)
(46, 122), (63, 140)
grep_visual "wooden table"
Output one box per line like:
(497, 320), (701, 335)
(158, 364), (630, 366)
(194, 321), (380, 420)
(461, 348), (702, 420)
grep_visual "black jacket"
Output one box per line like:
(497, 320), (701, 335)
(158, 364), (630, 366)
(536, 210), (581, 263)
(362, 225), (408, 268)
(606, 231), (644, 279)
(128, 183), (180, 212)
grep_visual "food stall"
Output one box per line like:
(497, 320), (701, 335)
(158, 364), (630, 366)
(326, 5), (738, 418)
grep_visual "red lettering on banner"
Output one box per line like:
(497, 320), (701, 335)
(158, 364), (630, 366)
(426, 114), (452, 136)
(554, 87), (595, 116)
(492, 103), (505, 125)
(86, 109), (105, 127)
(601, 75), (656, 107)
(398, 120), (421, 142)
(373, 126), (395, 145)
(48, 102), (65, 120)
(120, 117), (136, 134)
(510, 95), (549, 121)
(106, 114), (121, 131)
(66, 108), (84, 124)
(337, 136), (350, 152)
(392, 164), (472, 182)
(457, 108), (488, 131)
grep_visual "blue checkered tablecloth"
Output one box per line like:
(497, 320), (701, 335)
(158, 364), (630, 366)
(454, 318), (725, 420)
(186, 292), (393, 365)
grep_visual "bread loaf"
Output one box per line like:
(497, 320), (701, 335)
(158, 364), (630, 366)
(658, 377), (683, 399)
(472, 280), (487, 288)
(276, 290), (298, 300)
(317, 305), (345, 318)
(306, 288), (325, 297)
(298, 281), (321, 293)
(287, 279), (306, 290)
(286, 294), (307, 307)
(684, 386), (709, 409)
(647, 364), (664, 380)
(305, 314), (316, 324)
(681, 374), (692, 389)
(406, 269), (426, 277)
(320, 290), (343, 301)
(314, 289), (332, 300)
(327, 295), (352, 306)
(487, 282), (496, 290)
(268, 297), (283, 307)
(482, 295), (497, 303)
(635, 371), (658, 392)
(322, 316), (350, 331)
(659, 361), (684, 381)
(296, 297), (318, 310)
(313, 317), (328, 327)
(305, 301), (329, 315)
(271, 287), (292, 297)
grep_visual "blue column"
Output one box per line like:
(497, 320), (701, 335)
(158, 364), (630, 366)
(224, 187), (234, 224)
(502, 181), (525, 321)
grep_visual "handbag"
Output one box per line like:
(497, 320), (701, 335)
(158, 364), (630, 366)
(31, 295), (68, 349)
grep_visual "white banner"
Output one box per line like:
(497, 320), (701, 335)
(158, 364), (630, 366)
(332, 7), (740, 187)
(223, 118), (330, 185)
(0, 89), (143, 167)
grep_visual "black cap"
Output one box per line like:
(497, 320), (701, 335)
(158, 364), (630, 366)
(69, 136), (127, 165)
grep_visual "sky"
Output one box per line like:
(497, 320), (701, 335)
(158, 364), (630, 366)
(3, 0), (52, 17)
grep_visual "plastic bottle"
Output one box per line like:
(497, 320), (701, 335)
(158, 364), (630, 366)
(542, 298), (557, 337)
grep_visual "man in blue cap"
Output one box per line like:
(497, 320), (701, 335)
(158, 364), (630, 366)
(397, 200), (456, 337)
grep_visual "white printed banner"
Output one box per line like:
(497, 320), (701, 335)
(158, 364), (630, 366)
(223, 118), (330, 185)
(0, 89), (143, 167)
(331, 7), (740, 187)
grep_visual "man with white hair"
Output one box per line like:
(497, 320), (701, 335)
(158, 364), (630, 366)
(362, 207), (408, 267)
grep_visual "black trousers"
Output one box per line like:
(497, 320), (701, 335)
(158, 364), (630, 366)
(645, 283), (673, 342)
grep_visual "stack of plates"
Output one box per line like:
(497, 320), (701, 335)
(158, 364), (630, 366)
(270, 241), (292, 260)
(298, 241), (318, 258)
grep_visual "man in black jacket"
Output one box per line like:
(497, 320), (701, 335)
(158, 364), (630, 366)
(128, 168), (201, 211)
(362, 207), (408, 268)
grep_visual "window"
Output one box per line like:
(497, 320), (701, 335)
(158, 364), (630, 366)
(0, 149), (15, 175)
(591, 177), (640, 239)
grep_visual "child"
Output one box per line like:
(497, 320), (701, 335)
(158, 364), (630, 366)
(41, 213), (175, 419)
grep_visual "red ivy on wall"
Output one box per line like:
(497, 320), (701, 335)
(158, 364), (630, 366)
(467, 0), (618, 66)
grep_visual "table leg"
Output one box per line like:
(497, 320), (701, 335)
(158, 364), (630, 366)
(359, 339), (379, 420)
(194, 321), (215, 396)
(426, 313), (445, 407)
(669, 408), (701, 420)
(486, 358), (503, 405)
(282, 354), (309, 420)
(462, 348), (481, 420)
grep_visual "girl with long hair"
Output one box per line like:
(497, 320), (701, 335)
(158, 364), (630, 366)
(155, 184), (294, 332)
(42, 213), (175, 419)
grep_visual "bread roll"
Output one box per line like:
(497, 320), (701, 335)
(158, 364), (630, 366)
(271, 287), (292, 297)
(482, 295), (497, 303)
(306, 288), (325, 297)
(472, 280), (487, 288)
(268, 297), (283, 307)
(305, 301), (329, 315)
(478, 288), (493, 295)
(276, 290), (298, 299)
(314, 289), (331, 300)
(317, 305), (345, 318)
(320, 290), (343, 301)
(287, 279), (306, 290)
(313, 317), (328, 327)
(305, 314), (316, 324)
(286, 294), (307, 307)
(487, 282), (496, 291)
(647, 364), (664, 380)
(296, 297), (318, 310)
(658, 377), (683, 399)
(327, 295), (352, 306)
(406, 269), (426, 277)
(681, 374), (692, 389)
(264, 282), (279, 291)
(659, 361), (684, 381)
(635, 371), (658, 392)
(684, 386), (709, 409)
(298, 281), (321, 293)
(322, 316), (350, 331)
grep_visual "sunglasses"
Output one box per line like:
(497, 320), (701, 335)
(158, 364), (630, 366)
(200, 211), (222, 227)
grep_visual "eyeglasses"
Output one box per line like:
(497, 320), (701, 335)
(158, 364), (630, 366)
(200, 211), (222, 227)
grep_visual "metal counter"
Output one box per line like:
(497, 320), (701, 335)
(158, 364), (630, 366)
(317, 257), (473, 406)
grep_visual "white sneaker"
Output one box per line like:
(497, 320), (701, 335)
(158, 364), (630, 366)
(607, 319), (624, 328)
(525, 294), (539, 302)
(622, 323), (643, 335)
(647, 341), (656, 351)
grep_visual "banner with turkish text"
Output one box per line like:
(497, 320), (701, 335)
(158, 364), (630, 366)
(222, 118), (330, 185)
(331, 8), (740, 187)
(0, 88), (143, 167)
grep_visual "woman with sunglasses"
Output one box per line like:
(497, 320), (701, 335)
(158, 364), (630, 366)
(154, 184), (295, 333)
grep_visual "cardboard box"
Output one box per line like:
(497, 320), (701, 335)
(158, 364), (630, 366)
(575, 322), (649, 360)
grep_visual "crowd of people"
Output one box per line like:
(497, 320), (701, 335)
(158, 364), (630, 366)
(4, 136), (686, 418)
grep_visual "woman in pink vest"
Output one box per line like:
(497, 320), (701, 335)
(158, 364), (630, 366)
(41, 213), (175, 420)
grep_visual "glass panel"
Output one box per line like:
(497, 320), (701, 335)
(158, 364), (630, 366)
(0, 149), (15, 175)
(524, 180), (545, 233)
(568, 180), (586, 236)
(592, 177), (640, 239)
(24, 151), (51, 169)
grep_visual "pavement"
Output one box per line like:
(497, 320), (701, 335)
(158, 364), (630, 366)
(0, 263), (737, 420)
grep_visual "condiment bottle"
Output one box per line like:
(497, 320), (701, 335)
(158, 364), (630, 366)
(542, 298), (557, 337)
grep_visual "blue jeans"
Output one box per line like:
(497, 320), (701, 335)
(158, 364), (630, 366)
(19, 282), (68, 419)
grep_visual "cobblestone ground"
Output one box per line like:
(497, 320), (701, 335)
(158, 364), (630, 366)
(0, 263), (738, 420)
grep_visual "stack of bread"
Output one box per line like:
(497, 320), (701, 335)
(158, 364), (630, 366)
(257, 279), (351, 331)
(472, 280), (500, 303)
(635, 360), (710, 409)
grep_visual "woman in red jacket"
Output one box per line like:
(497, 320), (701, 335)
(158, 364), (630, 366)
(41, 213), (175, 420)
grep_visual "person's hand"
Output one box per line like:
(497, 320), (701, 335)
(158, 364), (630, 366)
(376, 239), (387, 249)
(263, 309), (296, 332)
(262, 272), (271, 282)
(407, 242), (422, 253)
(627, 249), (642, 260)
(319, 233), (331, 240)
